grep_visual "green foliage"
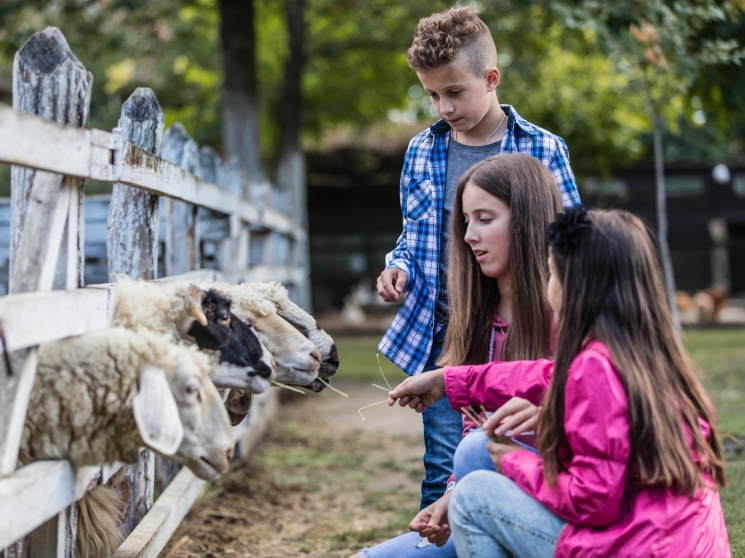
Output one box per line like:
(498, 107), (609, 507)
(1, 0), (743, 175)
(554, 0), (745, 127)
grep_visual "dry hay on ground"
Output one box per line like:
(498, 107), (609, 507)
(161, 383), (425, 558)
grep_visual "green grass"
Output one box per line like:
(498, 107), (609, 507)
(683, 328), (745, 436)
(335, 329), (745, 554)
(335, 336), (410, 383)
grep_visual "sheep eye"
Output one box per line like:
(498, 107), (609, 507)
(185, 382), (201, 395)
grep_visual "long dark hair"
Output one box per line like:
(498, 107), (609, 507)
(438, 153), (562, 366)
(538, 209), (726, 494)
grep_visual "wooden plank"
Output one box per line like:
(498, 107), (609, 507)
(222, 265), (306, 285)
(0, 461), (99, 549)
(0, 104), (91, 178)
(106, 88), (164, 281)
(109, 468), (205, 558)
(0, 288), (114, 352)
(162, 123), (199, 277)
(118, 142), (260, 223)
(0, 105), (304, 239)
(233, 389), (279, 454)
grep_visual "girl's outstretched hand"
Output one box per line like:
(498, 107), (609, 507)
(409, 492), (452, 546)
(486, 441), (521, 473)
(482, 396), (540, 439)
(387, 368), (446, 413)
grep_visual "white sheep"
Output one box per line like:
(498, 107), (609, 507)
(246, 281), (339, 392)
(21, 327), (233, 476)
(20, 328), (234, 558)
(112, 277), (276, 394)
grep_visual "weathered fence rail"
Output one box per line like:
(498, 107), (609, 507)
(0, 25), (304, 558)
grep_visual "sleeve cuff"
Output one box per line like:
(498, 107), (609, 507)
(444, 365), (473, 412)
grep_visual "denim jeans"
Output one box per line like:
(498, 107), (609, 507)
(360, 429), (497, 557)
(449, 470), (566, 558)
(421, 322), (464, 509)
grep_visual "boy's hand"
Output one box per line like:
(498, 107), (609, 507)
(388, 368), (446, 412)
(409, 492), (452, 546)
(482, 397), (540, 439)
(377, 268), (408, 302)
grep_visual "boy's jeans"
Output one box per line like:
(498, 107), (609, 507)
(421, 322), (463, 509)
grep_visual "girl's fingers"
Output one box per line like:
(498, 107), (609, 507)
(494, 407), (537, 436)
(508, 414), (538, 437)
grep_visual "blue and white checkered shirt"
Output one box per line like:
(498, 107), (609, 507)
(378, 105), (582, 376)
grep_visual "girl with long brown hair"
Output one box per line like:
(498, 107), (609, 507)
(352, 153), (563, 558)
(390, 208), (730, 557)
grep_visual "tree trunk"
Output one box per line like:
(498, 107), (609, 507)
(106, 87), (164, 281)
(653, 114), (681, 334)
(219, 0), (261, 187)
(277, 0), (311, 310)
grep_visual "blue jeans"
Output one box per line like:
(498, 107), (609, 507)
(449, 470), (566, 558)
(360, 430), (497, 557)
(421, 322), (463, 509)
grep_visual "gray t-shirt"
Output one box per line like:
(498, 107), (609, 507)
(435, 139), (502, 324)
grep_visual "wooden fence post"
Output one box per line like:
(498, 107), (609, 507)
(1, 26), (91, 558)
(162, 123), (199, 276)
(106, 87), (165, 542)
(106, 88), (164, 281)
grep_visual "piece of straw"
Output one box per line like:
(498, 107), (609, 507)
(316, 377), (348, 397)
(376, 354), (392, 389)
(271, 379), (306, 395)
(371, 383), (389, 391)
(358, 399), (389, 421)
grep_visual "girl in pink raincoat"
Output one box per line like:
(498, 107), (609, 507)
(389, 208), (730, 557)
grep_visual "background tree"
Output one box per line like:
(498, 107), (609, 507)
(555, 0), (745, 332)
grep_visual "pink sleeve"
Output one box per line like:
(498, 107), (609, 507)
(444, 359), (554, 413)
(500, 349), (631, 527)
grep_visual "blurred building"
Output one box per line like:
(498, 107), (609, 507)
(306, 145), (745, 314)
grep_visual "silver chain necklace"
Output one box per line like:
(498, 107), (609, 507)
(455, 110), (506, 146)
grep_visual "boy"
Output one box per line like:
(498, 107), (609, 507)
(376, 6), (581, 509)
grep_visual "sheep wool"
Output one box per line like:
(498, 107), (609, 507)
(19, 328), (213, 468)
(111, 276), (205, 343)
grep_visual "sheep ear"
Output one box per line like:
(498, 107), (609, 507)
(133, 366), (184, 456)
(187, 284), (208, 326)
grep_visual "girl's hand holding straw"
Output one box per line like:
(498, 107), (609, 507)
(387, 368), (446, 413)
(481, 396), (540, 439)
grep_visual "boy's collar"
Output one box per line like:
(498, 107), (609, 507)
(428, 105), (538, 137)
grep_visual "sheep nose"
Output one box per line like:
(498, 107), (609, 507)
(254, 361), (274, 378)
(309, 346), (321, 364)
(226, 446), (234, 462)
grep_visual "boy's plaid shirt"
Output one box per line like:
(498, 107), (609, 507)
(378, 105), (582, 376)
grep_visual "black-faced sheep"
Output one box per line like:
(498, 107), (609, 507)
(206, 281), (322, 387)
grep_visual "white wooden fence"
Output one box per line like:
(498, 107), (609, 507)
(0, 26), (305, 558)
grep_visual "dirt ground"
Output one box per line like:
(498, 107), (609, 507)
(161, 381), (426, 558)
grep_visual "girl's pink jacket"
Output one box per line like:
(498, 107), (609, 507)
(444, 340), (730, 558)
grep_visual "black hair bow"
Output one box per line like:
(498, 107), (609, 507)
(547, 207), (591, 255)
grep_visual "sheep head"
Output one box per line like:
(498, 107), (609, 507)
(158, 352), (234, 480)
(211, 312), (276, 394)
(207, 282), (321, 386)
(186, 288), (232, 350)
(241, 282), (339, 393)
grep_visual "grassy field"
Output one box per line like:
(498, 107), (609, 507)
(335, 328), (745, 555)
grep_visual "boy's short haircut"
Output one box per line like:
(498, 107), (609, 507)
(407, 6), (497, 77)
